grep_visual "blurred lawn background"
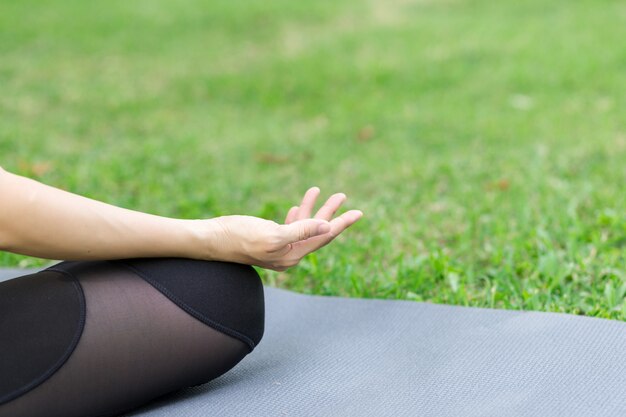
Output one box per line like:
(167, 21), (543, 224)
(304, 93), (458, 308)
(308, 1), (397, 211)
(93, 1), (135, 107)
(1, 0), (625, 319)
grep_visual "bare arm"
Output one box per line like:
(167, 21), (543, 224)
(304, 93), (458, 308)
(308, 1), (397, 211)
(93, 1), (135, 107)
(0, 166), (208, 260)
(0, 166), (362, 270)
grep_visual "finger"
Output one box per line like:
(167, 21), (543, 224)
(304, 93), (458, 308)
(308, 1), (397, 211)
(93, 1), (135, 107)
(279, 218), (331, 244)
(290, 210), (363, 257)
(295, 186), (320, 220)
(285, 206), (299, 224)
(314, 193), (346, 221)
(324, 209), (363, 239)
(269, 241), (293, 257)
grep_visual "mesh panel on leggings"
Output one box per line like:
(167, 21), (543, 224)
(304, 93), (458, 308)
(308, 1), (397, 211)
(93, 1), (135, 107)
(0, 261), (257, 417)
(112, 258), (265, 349)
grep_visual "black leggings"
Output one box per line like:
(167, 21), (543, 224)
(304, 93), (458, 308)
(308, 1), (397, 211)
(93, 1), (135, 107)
(0, 258), (265, 417)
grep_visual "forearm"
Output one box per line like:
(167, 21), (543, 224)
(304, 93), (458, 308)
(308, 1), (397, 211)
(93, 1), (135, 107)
(0, 167), (208, 261)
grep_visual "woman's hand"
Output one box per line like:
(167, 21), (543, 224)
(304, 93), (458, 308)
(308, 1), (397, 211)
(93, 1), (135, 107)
(203, 187), (363, 271)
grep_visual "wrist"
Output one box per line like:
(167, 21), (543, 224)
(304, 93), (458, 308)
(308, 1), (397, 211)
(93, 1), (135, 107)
(181, 218), (223, 261)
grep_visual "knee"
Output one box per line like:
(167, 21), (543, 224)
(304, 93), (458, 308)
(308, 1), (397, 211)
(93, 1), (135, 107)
(112, 258), (265, 351)
(209, 261), (265, 349)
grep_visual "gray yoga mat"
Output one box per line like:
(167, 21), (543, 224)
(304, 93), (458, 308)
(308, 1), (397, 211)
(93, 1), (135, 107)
(2, 268), (625, 417)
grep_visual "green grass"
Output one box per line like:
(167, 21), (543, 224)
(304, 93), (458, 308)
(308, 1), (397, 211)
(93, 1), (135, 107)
(1, 0), (625, 319)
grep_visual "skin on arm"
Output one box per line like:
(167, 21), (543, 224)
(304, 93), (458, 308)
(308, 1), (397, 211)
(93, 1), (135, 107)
(0, 166), (206, 260)
(0, 166), (362, 270)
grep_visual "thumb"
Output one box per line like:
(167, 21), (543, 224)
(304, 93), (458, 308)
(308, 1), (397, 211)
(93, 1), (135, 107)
(280, 219), (331, 244)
